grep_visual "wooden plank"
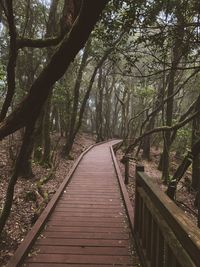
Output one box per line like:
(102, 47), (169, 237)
(70, 182), (116, 185)
(48, 215), (125, 222)
(69, 183), (117, 186)
(45, 226), (127, 233)
(47, 220), (125, 228)
(33, 245), (130, 255)
(64, 187), (118, 190)
(59, 199), (123, 204)
(65, 193), (120, 196)
(54, 208), (123, 213)
(26, 254), (132, 264)
(36, 238), (130, 247)
(62, 192), (120, 197)
(155, 229), (164, 267)
(51, 211), (123, 218)
(145, 209), (152, 260)
(67, 187), (118, 190)
(64, 188), (119, 192)
(43, 231), (129, 240)
(150, 219), (157, 267)
(24, 263), (133, 267)
(56, 204), (122, 209)
(71, 173), (116, 176)
(61, 195), (121, 199)
(58, 200), (121, 205)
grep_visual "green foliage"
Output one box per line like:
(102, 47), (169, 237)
(137, 86), (156, 98)
(94, 0), (138, 47)
(173, 126), (192, 153)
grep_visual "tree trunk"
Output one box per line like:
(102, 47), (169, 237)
(41, 95), (52, 166)
(142, 121), (152, 160)
(34, 111), (45, 162)
(192, 113), (200, 190)
(0, 123), (35, 235)
(161, 59), (179, 182)
(161, 15), (185, 182)
(17, 137), (34, 178)
(63, 39), (91, 156)
(96, 68), (104, 142)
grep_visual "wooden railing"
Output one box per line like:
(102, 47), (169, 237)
(134, 166), (200, 267)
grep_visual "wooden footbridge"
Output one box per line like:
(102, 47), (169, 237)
(7, 141), (200, 267)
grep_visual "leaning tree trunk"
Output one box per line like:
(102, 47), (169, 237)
(167, 108), (200, 199)
(166, 94), (200, 200)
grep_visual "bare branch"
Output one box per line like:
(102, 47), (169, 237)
(16, 36), (63, 49)
(125, 109), (200, 155)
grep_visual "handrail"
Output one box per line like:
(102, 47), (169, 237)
(110, 141), (134, 230)
(134, 166), (200, 267)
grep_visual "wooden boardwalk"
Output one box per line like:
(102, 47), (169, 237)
(8, 141), (138, 267)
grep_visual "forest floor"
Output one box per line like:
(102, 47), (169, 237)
(116, 146), (198, 225)
(0, 132), (95, 266)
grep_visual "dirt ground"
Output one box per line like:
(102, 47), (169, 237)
(116, 146), (198, 225)
(0, 133), (95, 266)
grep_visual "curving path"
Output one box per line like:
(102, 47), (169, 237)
(8, 141), (139, 267)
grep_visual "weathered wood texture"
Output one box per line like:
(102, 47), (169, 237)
(8, 141), (138, 267)
(134, 166), (200, 267)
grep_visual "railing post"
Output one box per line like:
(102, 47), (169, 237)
(124, 157), (129, 184)
(136, 165), (145, 175)
(134, 165), (145, 265)
(134, 165), (144, 233)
